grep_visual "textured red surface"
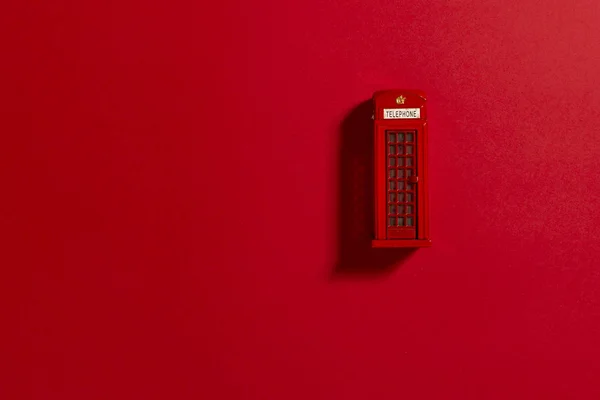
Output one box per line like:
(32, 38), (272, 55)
(2, 0), (600, 399)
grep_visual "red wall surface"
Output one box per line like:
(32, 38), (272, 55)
(3, 0), (600, 399)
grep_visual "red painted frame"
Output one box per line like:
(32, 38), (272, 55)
(372, 90), (431, 248)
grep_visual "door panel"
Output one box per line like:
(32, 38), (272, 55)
(385, 130), (417, 239)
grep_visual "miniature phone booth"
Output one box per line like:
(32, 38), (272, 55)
(372, 90), (431, 248)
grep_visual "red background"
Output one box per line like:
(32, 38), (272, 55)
(2, 0), (600, 398)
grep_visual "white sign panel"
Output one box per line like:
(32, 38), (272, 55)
(383, 108), (420, 119)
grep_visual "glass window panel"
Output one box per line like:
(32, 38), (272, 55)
(388, 145), (395, 154)
(388, 217), (396, 226)
(389, 181), (396, 190)
(389, 157), (395, 166)
(398, 181), (404, 190)
(406, 133), (413, 142)
(406, 158), (413, 166)
(406, 205), (412, 214)
(407, 183), (413, 190)
(406, 145), (413, 155)
(406, 193), (413, 202)
(389, 169), (395, 178)
(397, 145), (404, 154)
(406, 169), (412, 177)
(398, 192), (405, 202)
(397, 217), (404, 226)
(397, 157), (404, 167)
(388, 133), (395, 142)
(406, 217), (413, 226)
(398, 133), (404, 142)
(397, 205), (404, 214)
(389, 205), (396, 214)
(389, 193), (396, 202)
(398, 169), (404, 178)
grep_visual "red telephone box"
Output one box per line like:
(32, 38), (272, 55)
(372, 90), (431, 248)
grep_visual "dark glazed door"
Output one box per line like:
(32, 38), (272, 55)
(386, 130), (417, 239)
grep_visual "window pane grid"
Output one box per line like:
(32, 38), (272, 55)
(387, 203), (416, 207)
(387, 158), (414, 166)
(386, 130), (417, 228)
(387, 131), (415, 144)
(388, 170), (416, 178)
